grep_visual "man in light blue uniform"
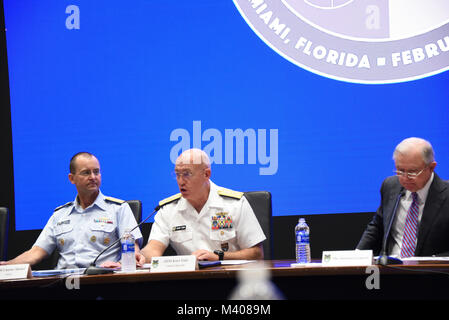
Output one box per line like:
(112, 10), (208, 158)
(35, 192), (142, 269)
(0, 152), (143, 269)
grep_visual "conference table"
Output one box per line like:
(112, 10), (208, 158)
(1, 259), (449, 301)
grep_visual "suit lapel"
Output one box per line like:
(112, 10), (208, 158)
(416, 174), (447, 254)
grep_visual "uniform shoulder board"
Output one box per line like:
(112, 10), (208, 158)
(159, 193), (182, 208)
(54, 202), (73, 212)
(218, 188), (243, 200)
(104, 196), (125, 204)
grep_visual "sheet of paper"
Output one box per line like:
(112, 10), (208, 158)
(220, 260), (255, 265)
(114, 269), (150, 274)
(32, 268), (86, 277)
(401, 256), (449, 261)
(290, 262), (322, 267)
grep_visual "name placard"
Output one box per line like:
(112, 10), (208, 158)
(321, 250), (373, 267)
(150, 255), (197, 273)
(0, 264), (32, 280)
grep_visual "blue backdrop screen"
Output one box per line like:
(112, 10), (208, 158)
(4, 1), (449, 230)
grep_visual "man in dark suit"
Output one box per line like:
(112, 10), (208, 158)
(357, 137), (449, 257)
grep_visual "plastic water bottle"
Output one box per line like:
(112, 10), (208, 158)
(229, 262), (284, 300)
(121, 230), (136, 272)
(295, 218), (311, 263)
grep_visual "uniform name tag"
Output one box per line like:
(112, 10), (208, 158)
(172, 225), (186, 232)
(57, 220), (70, 226)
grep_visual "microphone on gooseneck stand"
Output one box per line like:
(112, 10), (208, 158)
(84, 203), (164, 275)
(377, 190), (405, 266)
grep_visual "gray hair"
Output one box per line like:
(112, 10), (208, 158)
(393, 137), (435, 165)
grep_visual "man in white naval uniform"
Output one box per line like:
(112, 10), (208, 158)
(140, 149), (266, 262)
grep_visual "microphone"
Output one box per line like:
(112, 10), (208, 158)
(377, 190), (405, 266)
(84, 203), (164, 275)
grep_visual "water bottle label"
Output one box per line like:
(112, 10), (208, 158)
(296, 231), (309, 244)
(121, 242), (135, 253)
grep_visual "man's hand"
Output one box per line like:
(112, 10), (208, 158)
(100, 261), (121, 269)
(135, 251), (146, 266)
(100, 251), (146, 269)
(192, 249), (218, 261)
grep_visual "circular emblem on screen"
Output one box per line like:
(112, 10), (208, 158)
(233, 0), (449, 84)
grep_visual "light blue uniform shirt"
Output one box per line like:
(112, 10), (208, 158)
(34, 191), (142, 269)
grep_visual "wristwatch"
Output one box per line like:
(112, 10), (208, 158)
(214, 250), (224, 261)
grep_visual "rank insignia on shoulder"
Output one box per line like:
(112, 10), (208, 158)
(104, 196), (125, 204)
(54, 202), (73, 212)
(217, 188), (243, 200)
(158, 193), (181, 208)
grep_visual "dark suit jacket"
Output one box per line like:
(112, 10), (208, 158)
(357, 173), (449, 256)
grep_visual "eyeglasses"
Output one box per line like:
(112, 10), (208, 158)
(173, 168), (205, 180)
(393, 166), (427, 179)
(77, 169), (101, 177)
(173, 170), (194, 180)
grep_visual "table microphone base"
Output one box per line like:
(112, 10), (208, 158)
(84, 266), (115, 275)
(376, 255), (403, 265)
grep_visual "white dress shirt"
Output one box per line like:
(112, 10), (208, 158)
(149, 181), (266, 255)
(388, 172), (434, 256)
